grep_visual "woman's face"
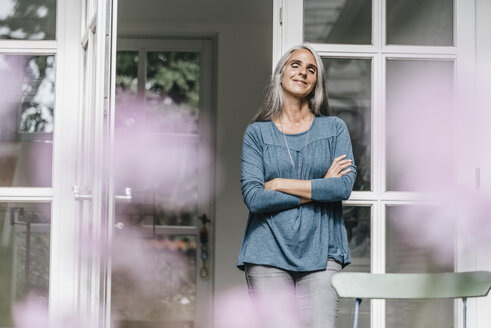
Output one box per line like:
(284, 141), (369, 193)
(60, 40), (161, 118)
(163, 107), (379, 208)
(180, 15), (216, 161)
(280, 48), (318, 99)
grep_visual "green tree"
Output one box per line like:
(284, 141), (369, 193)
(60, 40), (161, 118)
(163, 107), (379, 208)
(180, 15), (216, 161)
(0, 0), (56, 40)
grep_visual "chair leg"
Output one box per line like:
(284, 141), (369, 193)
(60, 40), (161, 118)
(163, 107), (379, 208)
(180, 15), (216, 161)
(462, 297), (467, 328)
(353, 298), (362, 328)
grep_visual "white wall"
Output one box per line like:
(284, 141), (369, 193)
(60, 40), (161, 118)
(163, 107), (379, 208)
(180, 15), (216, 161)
(117, 0), (273, 296)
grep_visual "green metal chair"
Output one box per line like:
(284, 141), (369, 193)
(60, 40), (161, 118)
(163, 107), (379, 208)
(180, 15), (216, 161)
(331, 271), (491, 328)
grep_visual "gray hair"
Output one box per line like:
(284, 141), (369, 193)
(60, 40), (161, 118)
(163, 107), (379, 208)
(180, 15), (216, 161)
(251, 44), (330, 123)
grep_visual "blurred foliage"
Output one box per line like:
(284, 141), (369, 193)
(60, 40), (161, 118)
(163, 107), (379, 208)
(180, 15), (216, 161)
(0, 0), (56, 40)
(19, 56), (55, 133)
(116, 52), (138, 93)
(146, 52), (200, 109)
(115, 51), (201, 133)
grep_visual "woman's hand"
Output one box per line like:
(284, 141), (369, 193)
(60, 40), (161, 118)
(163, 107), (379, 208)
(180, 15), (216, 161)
(324, 155), (352, 178)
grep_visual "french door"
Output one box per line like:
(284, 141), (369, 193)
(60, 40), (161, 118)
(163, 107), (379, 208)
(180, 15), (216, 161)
(77, 1), (214, 327)
(275, 0), (476, 327)
(106, 38), (214, 328)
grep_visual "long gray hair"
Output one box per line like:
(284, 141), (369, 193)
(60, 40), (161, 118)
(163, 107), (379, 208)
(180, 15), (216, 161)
(251, 44), (329, 123)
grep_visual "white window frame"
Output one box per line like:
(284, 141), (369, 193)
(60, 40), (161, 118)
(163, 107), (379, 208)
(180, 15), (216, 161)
(0, 0), (84, 322)
(275, 0), (477, 327)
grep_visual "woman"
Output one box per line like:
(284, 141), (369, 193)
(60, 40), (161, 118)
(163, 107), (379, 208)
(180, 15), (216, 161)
(237, 44), (357, 328)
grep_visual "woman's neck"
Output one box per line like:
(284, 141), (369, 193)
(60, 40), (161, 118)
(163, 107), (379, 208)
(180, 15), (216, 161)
(278, 94), (312, 126)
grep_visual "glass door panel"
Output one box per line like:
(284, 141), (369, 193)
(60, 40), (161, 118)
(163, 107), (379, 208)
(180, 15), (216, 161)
(0, 55), (55, 187)
(111, 42), (212, 328)
(111, 231), (196, 327)
(322, 58), (372, 191)
(386, 0), (454, 46)
(0, 202), (51, 327)
(145, 51), (201, 134)
(304, 0), (372, 44)
(386, 59), (454, 192)
(385, 205), (455, 327)
(337, 205), (371, 328)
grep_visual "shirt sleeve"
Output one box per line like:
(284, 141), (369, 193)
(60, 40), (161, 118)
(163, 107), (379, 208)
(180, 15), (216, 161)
(310, 118), (357, 202)
(241, 124), (301, 214)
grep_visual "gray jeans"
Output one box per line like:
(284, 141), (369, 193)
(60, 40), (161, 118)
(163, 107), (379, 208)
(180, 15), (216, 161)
(244, 259), (342, 328)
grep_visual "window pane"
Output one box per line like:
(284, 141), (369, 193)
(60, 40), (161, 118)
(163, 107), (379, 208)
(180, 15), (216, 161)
(386, 205), (454, 328)
(304, 0), (371, 44)
(115, 51), (200, 227)
(146, 52), (200, 134)
(338, 206), (370, 328)
(0, 0), (56, 40)
(323, 58), (371, 191)
(386, 60), (454, 192)
(0, 203), (51, 326)
(387, 0), (453, 46)
(115, 51), (139, 130)
(0, 55), (55, 187)
(111, 233), (196, 326)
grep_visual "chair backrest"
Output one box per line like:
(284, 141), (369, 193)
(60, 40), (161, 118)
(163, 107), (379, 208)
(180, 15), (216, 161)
(331, 271), (491, 300)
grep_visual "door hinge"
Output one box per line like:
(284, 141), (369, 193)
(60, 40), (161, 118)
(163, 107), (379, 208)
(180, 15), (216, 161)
(279, 7), (283, 25)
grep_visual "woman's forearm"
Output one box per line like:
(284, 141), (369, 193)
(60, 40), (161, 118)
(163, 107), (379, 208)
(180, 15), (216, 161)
(267, 178), (312, 200)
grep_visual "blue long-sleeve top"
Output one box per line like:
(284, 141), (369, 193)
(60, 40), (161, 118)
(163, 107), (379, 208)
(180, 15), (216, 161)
(237, 115), (357, 271)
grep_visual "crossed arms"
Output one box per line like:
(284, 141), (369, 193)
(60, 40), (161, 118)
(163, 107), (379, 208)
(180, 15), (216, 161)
(240, 120), (357, 214)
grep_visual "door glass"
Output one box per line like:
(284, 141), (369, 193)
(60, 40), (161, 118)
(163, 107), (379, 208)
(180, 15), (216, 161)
(115, 51), (139, 130)
(304, 0), (372, 44)
(323, 58), (371, 191)
(338, 206), (371, 328)
(0, 202), (51, 327)
(387, 0), (453, 46)
(386, 59), (454, 192)
(146, 52), (200, 134)
(0, 55), (55, 187)
(111, 232), (196, 326)
(386, 205), (454, 327)
(0, 0), (56, 40)
(112, 48), (204, 328)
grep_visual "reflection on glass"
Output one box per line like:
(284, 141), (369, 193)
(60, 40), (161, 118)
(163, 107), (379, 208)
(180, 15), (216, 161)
(304, 0), (371, 44)
(386, 60), (454, 192)
(323, 58), (371, 191)
(146, 52), (200, 134)
(0, 203), (51, 326)
(387, 0), (453, 45)
(386, 205), (454, 328)
(338, 206), (371, 328)
(0, 0), (56, 40)
(0, 55), (55, 187)
(111, 234), (196, 326)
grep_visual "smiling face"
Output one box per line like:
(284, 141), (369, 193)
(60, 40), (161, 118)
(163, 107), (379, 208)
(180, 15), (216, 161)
(280, 48), (318, 100)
